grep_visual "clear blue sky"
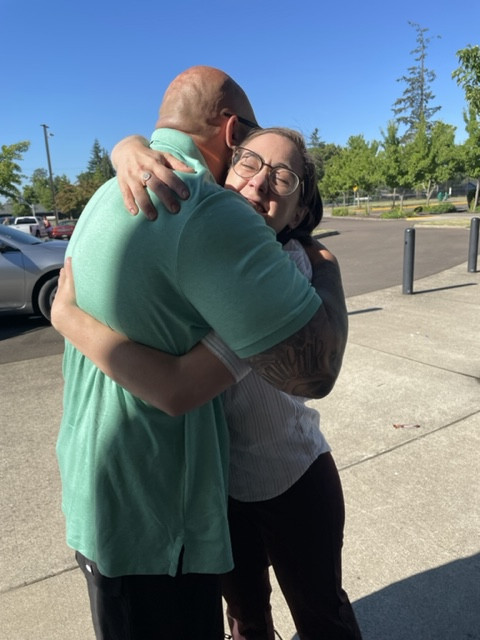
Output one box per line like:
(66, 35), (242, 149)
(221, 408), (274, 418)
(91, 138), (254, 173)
(3, 0), (479, 184)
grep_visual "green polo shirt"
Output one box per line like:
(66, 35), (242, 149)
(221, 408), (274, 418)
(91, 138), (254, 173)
(57, 129), (321, 577)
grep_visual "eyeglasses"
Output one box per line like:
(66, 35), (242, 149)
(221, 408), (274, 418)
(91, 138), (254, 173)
(223, 112), (260, 130)
(231, 147), (302, 197)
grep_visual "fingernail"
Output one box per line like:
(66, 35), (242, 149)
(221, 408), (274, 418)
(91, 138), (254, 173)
(180, 190), (189, 199)
(170, 203), (180, 214)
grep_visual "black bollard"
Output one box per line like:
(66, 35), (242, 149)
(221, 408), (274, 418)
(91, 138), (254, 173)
(468, 217), (479, 273)
(403, 227), (415, 294)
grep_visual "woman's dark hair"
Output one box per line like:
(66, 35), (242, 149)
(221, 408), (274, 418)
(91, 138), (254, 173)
(240, 127), (323, 246)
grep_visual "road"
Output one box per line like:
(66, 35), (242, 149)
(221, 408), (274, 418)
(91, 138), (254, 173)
(0, 217), (473, 365)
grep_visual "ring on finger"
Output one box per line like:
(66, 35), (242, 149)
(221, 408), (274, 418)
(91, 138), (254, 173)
(142, 171), (152, 187)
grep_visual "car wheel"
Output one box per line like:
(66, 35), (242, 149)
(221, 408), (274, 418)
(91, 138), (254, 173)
(37, 276), (59, 322)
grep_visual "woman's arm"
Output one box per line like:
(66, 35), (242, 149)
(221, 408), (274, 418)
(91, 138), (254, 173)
(51, 259), (235, 416)
(245, 239), (348, 399)
(111, 135), (194, 219)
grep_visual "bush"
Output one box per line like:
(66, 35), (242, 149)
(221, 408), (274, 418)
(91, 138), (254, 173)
(411, 203), (456, 214)
(380, 208), (411, 219)
(332, 207), (352, 217)
(425, 203), (457, 214)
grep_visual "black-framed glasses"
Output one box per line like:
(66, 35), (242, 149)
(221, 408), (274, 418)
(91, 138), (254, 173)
(231, 147), (302, 197)
(223, 112), (260, 130)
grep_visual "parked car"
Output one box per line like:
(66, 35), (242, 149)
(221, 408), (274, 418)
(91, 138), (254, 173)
(50, 219), (78, 240)
(12, 216), (48, 238)
(0, 225), (67, 321)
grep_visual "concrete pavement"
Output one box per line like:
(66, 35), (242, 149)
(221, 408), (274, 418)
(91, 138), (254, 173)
(1, 255), (479, 638)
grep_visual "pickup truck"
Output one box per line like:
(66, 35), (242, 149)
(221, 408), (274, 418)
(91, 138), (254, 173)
(12, 216), (48, 238)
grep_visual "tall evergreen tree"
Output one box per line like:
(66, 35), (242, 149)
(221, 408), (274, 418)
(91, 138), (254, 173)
(86, 139), (115, 181)
(392, 22), (441, 141)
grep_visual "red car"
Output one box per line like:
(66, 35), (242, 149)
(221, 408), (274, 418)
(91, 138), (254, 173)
(50, 219), (77, 240)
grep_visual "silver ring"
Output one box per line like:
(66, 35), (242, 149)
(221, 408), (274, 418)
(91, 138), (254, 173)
(142, 171), (152, 186)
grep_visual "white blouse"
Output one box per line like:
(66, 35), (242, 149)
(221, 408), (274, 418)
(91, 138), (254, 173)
(202, 240), (330, 502)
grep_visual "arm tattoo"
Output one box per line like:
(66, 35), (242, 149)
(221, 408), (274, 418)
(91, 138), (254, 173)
(245, 259), (348, 399)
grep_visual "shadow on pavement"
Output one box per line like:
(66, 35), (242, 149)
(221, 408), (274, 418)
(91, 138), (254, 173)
(352, 553), (480, 640)
(413, 282), (478, 295)
(0, 315), (48, 341)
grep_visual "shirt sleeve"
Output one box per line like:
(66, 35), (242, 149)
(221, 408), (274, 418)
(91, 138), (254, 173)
(283, 239), (313, 280)
(176, 190), (322, 358)
(201, 332), (251, 382)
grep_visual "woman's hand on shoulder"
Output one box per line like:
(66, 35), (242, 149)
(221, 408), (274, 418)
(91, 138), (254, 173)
(111, 135), (194, 220)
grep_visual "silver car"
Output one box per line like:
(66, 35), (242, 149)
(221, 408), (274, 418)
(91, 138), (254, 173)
(0, 225), (67, 321)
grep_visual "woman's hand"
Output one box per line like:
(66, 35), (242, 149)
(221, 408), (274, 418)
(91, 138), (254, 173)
(112, 135), (194, 220)
(51, 257), (77, 336)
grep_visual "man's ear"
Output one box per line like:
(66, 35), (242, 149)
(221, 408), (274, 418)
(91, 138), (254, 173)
(224, 114), (243, 149)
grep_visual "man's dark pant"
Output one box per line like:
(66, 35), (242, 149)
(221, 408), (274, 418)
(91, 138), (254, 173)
(76, 552), (224, 639)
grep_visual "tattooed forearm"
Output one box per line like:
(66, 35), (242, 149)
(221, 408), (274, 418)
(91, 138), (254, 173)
(245, 256), (348, 399)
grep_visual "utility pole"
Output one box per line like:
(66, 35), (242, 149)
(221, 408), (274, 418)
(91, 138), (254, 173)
(41, 124), (59, 225)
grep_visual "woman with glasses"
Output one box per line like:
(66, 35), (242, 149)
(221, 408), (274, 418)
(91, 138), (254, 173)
(52, 127), (362, 640)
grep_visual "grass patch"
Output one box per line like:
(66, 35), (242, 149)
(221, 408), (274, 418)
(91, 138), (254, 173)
(332, 207), (352, 217)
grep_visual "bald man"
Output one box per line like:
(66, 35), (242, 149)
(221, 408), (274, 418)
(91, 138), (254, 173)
(56, 66), (346, 639)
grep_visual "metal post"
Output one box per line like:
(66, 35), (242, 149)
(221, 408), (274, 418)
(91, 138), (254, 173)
(468, 217), (479, 273)
(41, 124), (59, 225)
(403, 227), (415, 294)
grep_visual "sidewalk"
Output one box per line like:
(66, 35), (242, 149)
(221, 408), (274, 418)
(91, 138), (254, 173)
(1, 262), (479, 640)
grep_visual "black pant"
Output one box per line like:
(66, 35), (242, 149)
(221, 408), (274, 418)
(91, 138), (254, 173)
(222, 453), (363, 640)
(76, 552), (224, 639)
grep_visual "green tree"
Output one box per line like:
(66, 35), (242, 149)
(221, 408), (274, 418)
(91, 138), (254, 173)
(0, 141), (30, 199)
(55, 178), (87, 218)
(453, 45), (480, 113)
(321, 135), (379, 210)
(320, 151), (349, 204)
(407, 119), (460, 204)
(30, 168), (54, 210)
(392, 22), (441, 140)
(307, 129), (341, 182)
(343, 135), (380, 212)
(452, 45), (480, 208)
(459, 107), (480, 209)
(378, 121), (413, 209)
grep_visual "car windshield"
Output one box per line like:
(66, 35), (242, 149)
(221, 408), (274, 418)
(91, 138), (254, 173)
(0, 225), (43, 245)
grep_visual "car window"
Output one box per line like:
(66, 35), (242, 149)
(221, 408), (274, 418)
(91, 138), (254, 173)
(0, 226), (43, 245)
(16, 217), (37, 224)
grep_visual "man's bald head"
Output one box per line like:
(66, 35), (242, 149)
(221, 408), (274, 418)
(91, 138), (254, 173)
(155, 66), (258, 183)
(156, 66), (257, 139)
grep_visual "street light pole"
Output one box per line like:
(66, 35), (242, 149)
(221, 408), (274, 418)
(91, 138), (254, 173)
(41, 124), (59, 225)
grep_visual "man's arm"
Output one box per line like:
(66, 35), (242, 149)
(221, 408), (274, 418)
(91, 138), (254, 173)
(245, 241), (348, 399)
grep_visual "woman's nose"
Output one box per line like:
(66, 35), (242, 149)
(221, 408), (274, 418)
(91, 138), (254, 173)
(249, 167), (270, 193)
